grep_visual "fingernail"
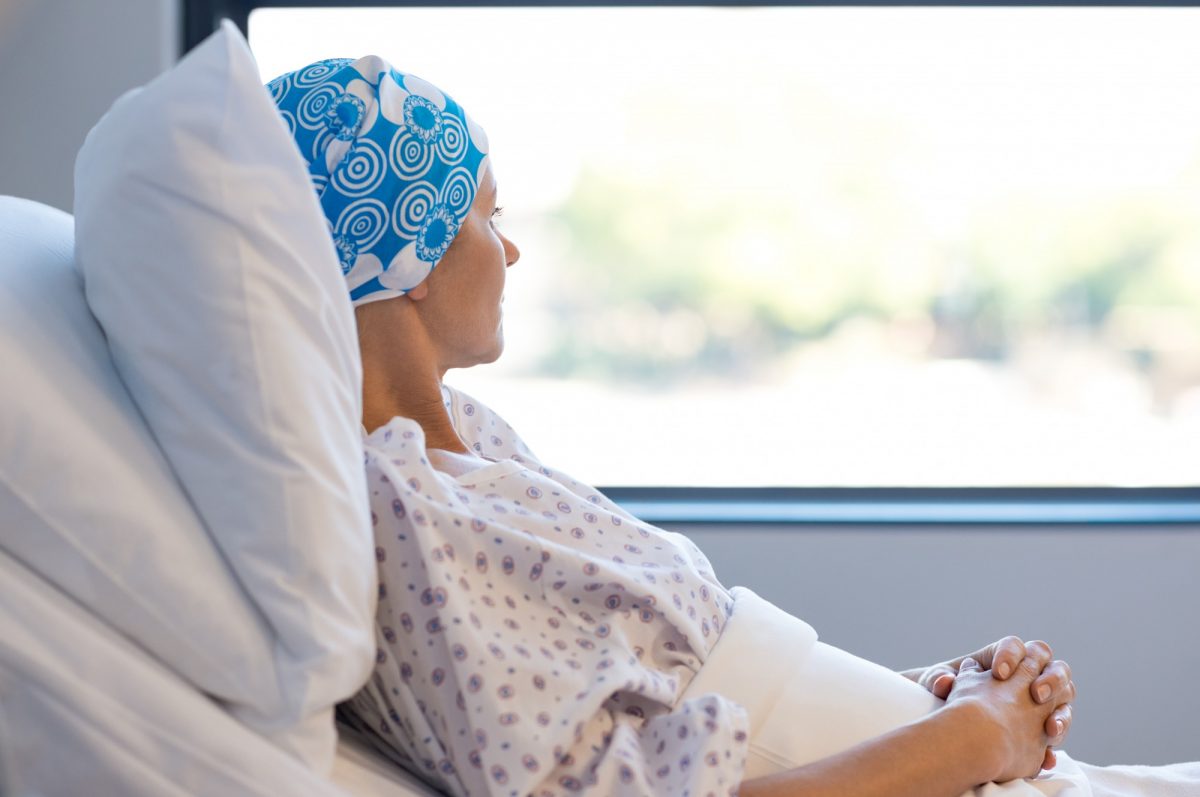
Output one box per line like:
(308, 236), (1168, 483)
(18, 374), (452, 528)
(1037, 685), (1051, 703)
(998, 662), (1011, 678)
(1055, 719), (1064, 735)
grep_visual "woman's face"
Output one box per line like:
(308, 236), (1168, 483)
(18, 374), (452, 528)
(414, 161), (520, 371)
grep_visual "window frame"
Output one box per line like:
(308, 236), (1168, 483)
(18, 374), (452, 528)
(190, 0), (1200, 524)
(183, 0), (1200, 63)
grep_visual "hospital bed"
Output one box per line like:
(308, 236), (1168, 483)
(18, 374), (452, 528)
(0, 21), (446, 796)
(0, 534), (433, 796)
(0, 195), (443, 797)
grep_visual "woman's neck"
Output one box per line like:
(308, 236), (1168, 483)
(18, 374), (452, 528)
(365, 384), (466, 454)
(358, 305), (469, 454)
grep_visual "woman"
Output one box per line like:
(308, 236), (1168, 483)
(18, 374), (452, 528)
(268, 57), (1196, 797)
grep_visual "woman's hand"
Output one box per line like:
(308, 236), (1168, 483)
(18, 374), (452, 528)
(902, 636), (1026, 698)
(901, 637), (1074, 770)
(944, 651), (1060, 783)
(741, 644), (1071, 797)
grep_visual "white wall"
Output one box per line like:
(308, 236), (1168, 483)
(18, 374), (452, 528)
(678, 521), (1200, 767)
(0, 0), (179, 212)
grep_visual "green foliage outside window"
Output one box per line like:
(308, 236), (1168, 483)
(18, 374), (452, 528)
(535, 81), (1200, 404)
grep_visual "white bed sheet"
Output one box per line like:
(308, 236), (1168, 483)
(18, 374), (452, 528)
(333, 734), (442, 797)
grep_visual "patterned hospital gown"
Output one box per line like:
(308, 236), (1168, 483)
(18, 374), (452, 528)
(341, 385), (750, 797)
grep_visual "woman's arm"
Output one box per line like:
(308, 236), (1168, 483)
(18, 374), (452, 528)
(740, 653), (1056, 797)
(739, 699), (996, 797)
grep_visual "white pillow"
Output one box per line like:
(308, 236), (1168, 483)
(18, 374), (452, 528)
(73, 21), (375, 772)
(0, 195), (278, 722)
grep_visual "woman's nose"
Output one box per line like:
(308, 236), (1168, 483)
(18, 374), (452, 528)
(503, 234), (520, 267)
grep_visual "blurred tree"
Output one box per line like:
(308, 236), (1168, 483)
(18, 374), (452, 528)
(535, 82), (1200, 392)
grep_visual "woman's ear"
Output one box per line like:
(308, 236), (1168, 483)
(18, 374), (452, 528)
(407, 280), (430, 301)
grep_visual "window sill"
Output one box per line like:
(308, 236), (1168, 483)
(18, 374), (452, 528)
(599, 487), (1200, 525)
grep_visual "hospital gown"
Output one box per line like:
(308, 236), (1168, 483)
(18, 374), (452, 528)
(343, 386), (1200, 797)
(342, 386), (750, 797)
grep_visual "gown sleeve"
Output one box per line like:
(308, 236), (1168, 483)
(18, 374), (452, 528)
(521, 692), (749, 797)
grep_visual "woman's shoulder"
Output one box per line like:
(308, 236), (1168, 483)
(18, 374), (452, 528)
(440, 383), (540, 464)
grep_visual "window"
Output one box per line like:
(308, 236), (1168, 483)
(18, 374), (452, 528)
(248, 4), (1200, 490)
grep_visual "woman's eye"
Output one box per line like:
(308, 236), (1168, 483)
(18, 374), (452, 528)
(490, 206), (505, 222)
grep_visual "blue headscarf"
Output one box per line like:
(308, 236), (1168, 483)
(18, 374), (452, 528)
(267, 56), (489, 307)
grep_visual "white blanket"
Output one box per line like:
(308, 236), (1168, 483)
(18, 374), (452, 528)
(683, 587), (1200, 795)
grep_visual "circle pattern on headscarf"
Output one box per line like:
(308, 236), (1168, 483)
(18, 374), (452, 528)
(267, 73), (292, 102)
(440, 167), (475, 215)
(393, 181), (437, 238)
(438, 114), (468, 165)
(298, 83), (341, 130)
(336, 198), (389, 254)
(389, 129), (434, 181)
(267, 56), (488, 305)
(293, 58), (354, 88)
(331, 138), (387, 198)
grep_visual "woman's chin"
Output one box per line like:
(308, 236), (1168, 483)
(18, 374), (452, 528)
(470, 337), (505, 368)
(490, 326), (505, 361)
(448, 327), (505, 371)
(483, 339), (505, 365)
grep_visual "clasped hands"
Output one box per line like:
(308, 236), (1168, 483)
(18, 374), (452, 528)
(901, 636), (1075, 775)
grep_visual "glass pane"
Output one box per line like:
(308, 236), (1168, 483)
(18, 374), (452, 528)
(251, 7), (1200, 487)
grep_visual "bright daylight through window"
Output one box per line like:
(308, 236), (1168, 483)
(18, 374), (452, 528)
(251, 6), (1200, 488)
